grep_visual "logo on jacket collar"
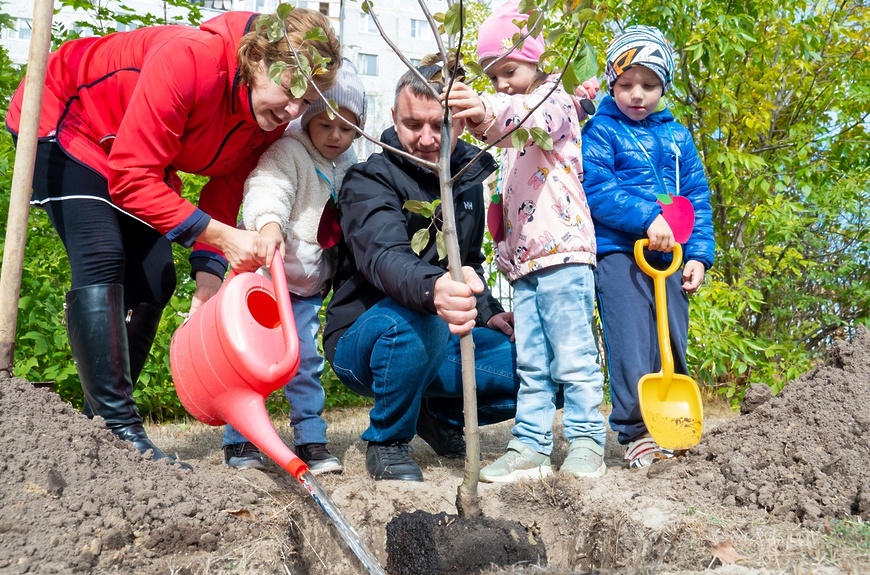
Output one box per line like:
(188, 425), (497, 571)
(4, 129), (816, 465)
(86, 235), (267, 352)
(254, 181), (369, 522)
(464, 201), (473, 210)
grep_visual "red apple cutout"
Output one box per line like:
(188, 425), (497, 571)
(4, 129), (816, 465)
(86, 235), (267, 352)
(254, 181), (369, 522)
(656, 194), (695, 244)
(487, 197), (505, 243)
(317, 199), (342, 249)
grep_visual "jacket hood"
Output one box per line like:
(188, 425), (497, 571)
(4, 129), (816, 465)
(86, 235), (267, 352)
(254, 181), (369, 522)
(596, 95), (675, 126)
(200, 11), (260, 121)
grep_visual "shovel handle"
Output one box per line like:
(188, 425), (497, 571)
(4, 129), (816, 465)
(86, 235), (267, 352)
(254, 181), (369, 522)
(634, 240), (682, 381)
(633, 240), (682, 278)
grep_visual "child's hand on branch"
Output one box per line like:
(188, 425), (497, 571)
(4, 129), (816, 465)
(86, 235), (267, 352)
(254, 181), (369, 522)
(575, 77), (600, 100)
(442, 82), (486, 126)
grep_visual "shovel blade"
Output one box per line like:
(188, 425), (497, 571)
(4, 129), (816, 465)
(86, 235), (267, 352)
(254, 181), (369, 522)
(638, 373), (704, 450)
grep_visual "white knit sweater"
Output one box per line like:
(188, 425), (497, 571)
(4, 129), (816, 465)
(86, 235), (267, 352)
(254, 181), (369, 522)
(242, 122), (357, 297)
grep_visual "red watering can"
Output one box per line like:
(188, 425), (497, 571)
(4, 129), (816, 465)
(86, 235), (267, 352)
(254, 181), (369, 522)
(170, 251), (306, 478)
(170, 252), (386, 574)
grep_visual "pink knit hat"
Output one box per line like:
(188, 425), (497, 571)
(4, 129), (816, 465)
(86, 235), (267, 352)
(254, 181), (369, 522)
(476, 0), (545, 65)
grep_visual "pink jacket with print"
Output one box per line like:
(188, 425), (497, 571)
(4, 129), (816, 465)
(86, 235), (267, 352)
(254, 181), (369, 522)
(472, 78), (597, 282)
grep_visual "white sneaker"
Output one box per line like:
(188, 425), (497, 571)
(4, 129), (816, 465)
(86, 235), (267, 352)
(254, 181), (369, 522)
(479, 439), (552, 483)
(625, 434), (674, 468)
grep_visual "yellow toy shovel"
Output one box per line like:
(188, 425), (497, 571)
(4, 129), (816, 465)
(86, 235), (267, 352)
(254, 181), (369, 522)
(634, 239), (704, 450)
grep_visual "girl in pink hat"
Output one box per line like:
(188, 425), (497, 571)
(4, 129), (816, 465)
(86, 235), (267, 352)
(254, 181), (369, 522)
(447, 0), (606, 482)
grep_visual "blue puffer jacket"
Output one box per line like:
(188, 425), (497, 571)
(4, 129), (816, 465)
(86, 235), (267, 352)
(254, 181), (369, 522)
(581, 96), (715, 270)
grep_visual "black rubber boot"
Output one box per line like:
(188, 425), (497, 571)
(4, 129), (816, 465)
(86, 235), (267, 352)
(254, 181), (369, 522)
(81, 301), (163, 417)
(66, 284), (190, 469)
(126, 301), (163, 385)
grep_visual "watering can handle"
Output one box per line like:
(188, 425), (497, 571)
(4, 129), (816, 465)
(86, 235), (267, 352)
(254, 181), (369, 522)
(267, 251), (300, 381)
(634, 240), (682, 380)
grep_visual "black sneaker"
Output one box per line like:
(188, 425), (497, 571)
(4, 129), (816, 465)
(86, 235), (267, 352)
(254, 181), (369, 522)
(416, 407), (466, 459)
(365, 442), (423, 481)
(296, 443), (343, 475)
(223, 442), (266, 470)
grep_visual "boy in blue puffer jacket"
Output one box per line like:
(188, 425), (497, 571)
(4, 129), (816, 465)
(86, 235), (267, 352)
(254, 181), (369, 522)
(581, 26), (715, 468)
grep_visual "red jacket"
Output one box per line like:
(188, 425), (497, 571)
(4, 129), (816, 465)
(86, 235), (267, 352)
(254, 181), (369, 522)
(5, 12), (283, 259)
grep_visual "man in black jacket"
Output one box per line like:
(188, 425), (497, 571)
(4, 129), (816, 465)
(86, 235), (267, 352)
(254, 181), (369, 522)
(323, 65), (519, 481)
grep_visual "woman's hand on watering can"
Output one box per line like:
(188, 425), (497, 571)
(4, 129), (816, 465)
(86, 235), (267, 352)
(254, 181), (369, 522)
(198, 220), (261, 272)
(189, 271), (223, 317)
(646, 215), (676, 252)
(253, 223), (285, 265)
(434, 267), (483, 336)
(682, 260), (706, 294)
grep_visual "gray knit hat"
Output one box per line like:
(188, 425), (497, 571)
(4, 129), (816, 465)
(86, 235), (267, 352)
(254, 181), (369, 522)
(605, 25), (675, 95)
(301, 58), (366, 130)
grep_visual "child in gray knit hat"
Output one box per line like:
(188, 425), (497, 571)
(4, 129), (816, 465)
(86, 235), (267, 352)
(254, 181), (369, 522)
(221, 60), (366, 474)
(582, 26), (715, 469)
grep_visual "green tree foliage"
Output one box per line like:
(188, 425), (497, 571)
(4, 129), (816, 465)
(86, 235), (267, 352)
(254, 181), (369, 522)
(2, 0), (868, 419)
(0, 1), (366, 422)
(585, 0), (870, 402)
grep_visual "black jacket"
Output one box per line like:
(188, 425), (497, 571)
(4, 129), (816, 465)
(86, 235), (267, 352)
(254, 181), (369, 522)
(323, 127), (501, 361)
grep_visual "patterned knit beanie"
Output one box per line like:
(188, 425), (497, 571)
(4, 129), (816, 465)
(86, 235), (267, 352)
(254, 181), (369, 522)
(477, 0), (545, 65)
(605, 25), (675, 95)
(301, 58), (366, 130)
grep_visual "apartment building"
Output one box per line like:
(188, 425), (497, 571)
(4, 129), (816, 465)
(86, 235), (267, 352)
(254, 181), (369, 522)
(1, 0), (459, 159)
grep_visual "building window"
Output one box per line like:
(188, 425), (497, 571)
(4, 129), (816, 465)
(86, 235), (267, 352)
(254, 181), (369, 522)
(12, 18), (32, 40)
(255, 0), (279, 11)
(201, 0), (233, 11)
(319, 2), (329, 16)
(409, 58), (421, 68)
(114, 20), (137, 33)
(359, 12), (378, 34)
(357, 53), (378, 76)
(410, 19), (426, 38)
(365, 94), (377, 123)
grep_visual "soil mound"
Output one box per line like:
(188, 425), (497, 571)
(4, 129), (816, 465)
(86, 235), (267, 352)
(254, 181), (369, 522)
(660, 325), (870, 528)
(2, 326), (869, 574)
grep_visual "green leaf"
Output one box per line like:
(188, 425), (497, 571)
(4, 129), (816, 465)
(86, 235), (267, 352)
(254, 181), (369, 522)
(303, 27), (328, 42)
(443, 4), (462, 36)
(511, 128), (529, 153)
(361, 0), (372, 15)
(403, 200), (429, 214)
(572, 41), (598, 84)
(411, 228), (430, 255)
(290, 72), (309, 98)
(326, 99), (338, 119)
(435, 231), (447, 261)
(656, 194), (673, 204)
(518, 0), (537, 13)
(268, 61), (289, 85)
(530, 127), (553, 151)
(464, 60), (485, 79)
(276, 2), (293, 19)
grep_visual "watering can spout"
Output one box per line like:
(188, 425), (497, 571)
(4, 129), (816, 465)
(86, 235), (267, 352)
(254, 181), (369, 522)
(219, 389), (308, 478)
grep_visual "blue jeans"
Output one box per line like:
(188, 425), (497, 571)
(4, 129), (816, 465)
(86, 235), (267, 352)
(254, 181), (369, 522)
(595, 252), (689, 445)
(329, 297), (519, 444)
(223, 294), (329, 447)
(512, 265), (606, 455)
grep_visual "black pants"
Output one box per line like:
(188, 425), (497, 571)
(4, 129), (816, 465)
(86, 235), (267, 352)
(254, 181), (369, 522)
(30, 141), (176, 308)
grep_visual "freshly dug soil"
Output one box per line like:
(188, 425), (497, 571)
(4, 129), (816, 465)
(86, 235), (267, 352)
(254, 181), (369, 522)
(2, 326), (869, 574)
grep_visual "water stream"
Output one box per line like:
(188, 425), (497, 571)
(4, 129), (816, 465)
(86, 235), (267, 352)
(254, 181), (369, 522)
(299, 471), (387, 574)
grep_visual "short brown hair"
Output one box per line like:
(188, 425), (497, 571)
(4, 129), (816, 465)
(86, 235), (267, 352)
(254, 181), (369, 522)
(237, 8), (341, 91)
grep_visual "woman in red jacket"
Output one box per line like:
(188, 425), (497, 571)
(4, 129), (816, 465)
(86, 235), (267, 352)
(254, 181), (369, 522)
(4, 8), (341, 466)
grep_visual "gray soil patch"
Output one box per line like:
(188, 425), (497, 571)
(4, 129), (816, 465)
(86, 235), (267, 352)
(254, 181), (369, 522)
(2, 326), (870, 574)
